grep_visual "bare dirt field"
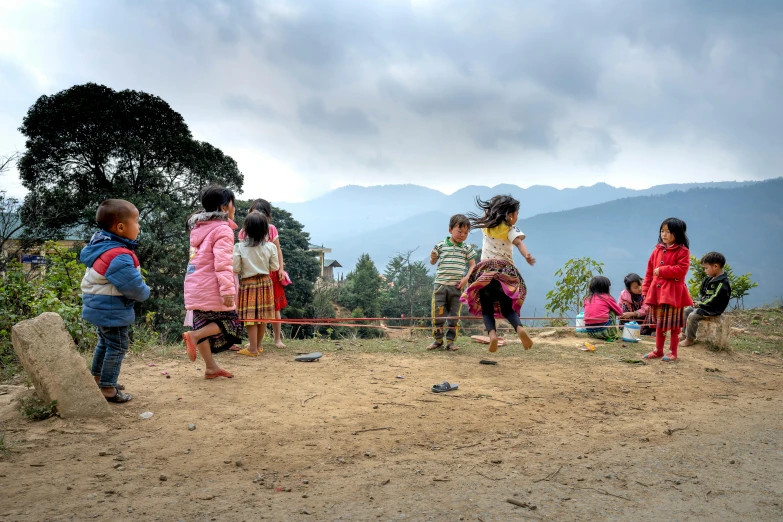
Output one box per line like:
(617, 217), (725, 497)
(1, 327), (783, 521)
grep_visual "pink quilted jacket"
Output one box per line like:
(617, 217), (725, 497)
(184, 214), (238, 312)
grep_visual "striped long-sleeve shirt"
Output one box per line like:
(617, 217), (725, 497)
(432, 237), (477, 286)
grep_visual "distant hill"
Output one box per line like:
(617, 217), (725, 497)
(279, 180), (759, 244)
(326, 179), (783, 315)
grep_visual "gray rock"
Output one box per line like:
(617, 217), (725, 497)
(11, 313), (112, 419)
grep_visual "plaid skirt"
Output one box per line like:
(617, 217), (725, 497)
(586, 311), (620, 341)
(650, 304), (685, 332)
(460, 259), (527, 318)
(193, 310), (244, 353)
(270, 270), (288, 311)
(238, 274), (275, 323)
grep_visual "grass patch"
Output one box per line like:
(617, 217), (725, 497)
(0, 430), (8, 458)
(17, 396), (58, 421)
(727, 307), (783, 355)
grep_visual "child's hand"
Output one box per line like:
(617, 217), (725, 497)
(278, 271), (286, 282)
(430, 251), (438, 263)
(621, 312), (635, 319)
(525, 253), (536, 266)
(222, 295), (235, 308)
(457, 276), (469, 290)
(653, 267), (660, 276)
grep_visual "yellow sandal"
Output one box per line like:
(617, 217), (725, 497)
(237, 348), (260, 357)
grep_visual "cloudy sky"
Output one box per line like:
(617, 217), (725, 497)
(1, 0), (781, 202)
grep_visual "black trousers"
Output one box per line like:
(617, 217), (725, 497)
(479, 280), (522, 333)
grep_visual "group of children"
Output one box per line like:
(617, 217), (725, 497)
(430, 206), (732, 363)
(81, 188), (733, 404)
(80, 186), (292, 402)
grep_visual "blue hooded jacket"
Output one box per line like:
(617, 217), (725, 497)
(80, 230), (150, 327)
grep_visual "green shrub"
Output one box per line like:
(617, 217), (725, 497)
(545, 257), (605, 319)
(18, 396), (58, 421)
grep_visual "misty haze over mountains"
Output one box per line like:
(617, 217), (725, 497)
(279, 179), (782, 315)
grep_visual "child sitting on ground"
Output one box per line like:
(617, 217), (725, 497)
(233, 212), (279, 356)
(618, 273), (654, 335)
(81, 199), (150, 403)
(429, 214), (477, 352)
(680, 252), (732, 347)
(583, 276), (624, 341)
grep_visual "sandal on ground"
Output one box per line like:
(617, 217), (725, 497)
(445, 342), (458, 352)
(662, 353), (678, 362)
(516, 326), (534, 350)
(205, 369), (233, 379)
(182, 332), (197, 362)
(427, 341), (443, 351)
(105, 387), (132, 403)
(643, 351), (663, 359)
(432, 381), (459, 393)
(237, 348), (260, 357)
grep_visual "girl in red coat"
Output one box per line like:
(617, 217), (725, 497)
(642, 218), (693, 362)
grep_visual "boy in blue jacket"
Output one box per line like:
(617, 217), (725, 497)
(81, 199), (150, 403)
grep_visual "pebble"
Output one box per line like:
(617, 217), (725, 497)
(138, 412), (154, 420)
(160, 475), (168, 481)
(302, 494), (309, 498)
(114, 455), (126, 462)
(98, 451), (107, 456)
(491, 459), (502, 464)
(303, 480), (309, 484)
(235, 460), (243, 467)
(95, 473), (106, 478)
(300, 509), (311, 515)
(113, 463), (123, 469)
(188, 424), (196, 431)
(730, 460), (736, 464)
(116, 466), (125, 471)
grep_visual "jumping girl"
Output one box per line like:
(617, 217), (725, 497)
(233, 212), (279, 356)
(461, 195), (535, 353)
(182, 186), (242, 379)
(642, 217), (693, 362)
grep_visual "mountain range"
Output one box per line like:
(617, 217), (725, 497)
(279, 179), (782, 315)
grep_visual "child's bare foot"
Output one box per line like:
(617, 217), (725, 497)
(516, 325), (534, 350)
(274, 341), (286, 349)
(680, 338), (696, 347)
(488, 330), (499, 353)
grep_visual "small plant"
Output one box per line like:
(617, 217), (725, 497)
(18, 396), (58, 421)
(0, 430), (8, 457)
(130, 311), (161, 354)
(545, 257), (605, 319)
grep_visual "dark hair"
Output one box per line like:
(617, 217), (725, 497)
(243, 212), (269, 247)
(658, 217), (689, 248)
(586, 275), (612, 301)
(623, 273), (643, 291)
(449, 214), (470, 230)
(249, 198), (272, 219)
(468, 195), (520, 230)
(96, 199), (137, 231)
(701, 251), (726, 268)
(201, 185), (236, 213)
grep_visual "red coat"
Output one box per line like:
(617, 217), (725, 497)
(642, 243), (693, 308)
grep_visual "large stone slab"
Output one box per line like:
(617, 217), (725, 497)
(11, 312), (112, 419)
(697, 315), (732, 351)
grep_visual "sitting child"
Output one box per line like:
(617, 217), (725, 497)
(584, 276), (624, 341)
(617, 273), (654, 335)
(680, 252), (731, 347)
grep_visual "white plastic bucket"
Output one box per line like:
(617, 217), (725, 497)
(622, 321), (641, 343)
(576, 312), (587, 333)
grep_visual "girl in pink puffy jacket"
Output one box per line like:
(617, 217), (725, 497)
(182, 186), (243, 379)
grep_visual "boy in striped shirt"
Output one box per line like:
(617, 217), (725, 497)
(428, 214), (477, 351)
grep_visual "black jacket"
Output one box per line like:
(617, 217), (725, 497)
(696, 273), (731, 316)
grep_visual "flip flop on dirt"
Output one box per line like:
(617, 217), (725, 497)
(427, 341), (443, 351)
(295, 352), (322, 362)
(205, 369), (233, 379)
(432, 381), (458, 393)
(445, 342), (458, 352)
(643, 352), (663, 359)
(237, 348), (260, 357)
(182, 332), (197, 362)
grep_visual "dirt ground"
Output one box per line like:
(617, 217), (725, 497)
(1, 330), (783, 521)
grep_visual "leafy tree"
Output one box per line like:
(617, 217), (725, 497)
(0, 152), (23, 272)
(545, 257), (605, 318)
(381, 250), (434, 321)
(687, 256), (758, 310)
(16, 83), (243, 335)
(338, 253), (383, 318)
